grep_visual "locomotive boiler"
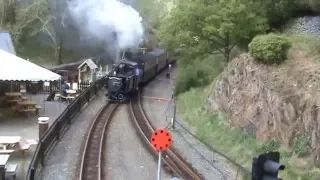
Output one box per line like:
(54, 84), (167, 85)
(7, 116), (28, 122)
(105, 48), (173, 102)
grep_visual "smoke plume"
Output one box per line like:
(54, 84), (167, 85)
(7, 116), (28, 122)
(67, 0), (144, 61)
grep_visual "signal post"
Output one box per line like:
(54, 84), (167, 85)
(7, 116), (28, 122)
(151, 128), (173, 180)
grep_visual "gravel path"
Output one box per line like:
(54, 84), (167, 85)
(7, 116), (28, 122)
(142, 69), (237, 180)
(36, 90), (107, 180)
(104, 104), (172, 179)
(282, 16), (320, 36)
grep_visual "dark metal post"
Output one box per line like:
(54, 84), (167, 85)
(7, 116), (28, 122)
(40, 141), (45, 166)
(30, 168), (35, 180)
(56, 121), (60, 140)
(172, 96), (176, 129)
(0, 165), (5, 180)
(86, 91), (90, 102)
(49, 81), (52, 93)
(169, 64), (176, 129)
(78, 99), (82, 112)
(67, 109), (71, 124)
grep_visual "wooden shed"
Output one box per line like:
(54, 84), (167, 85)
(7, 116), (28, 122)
(78, 59), (98, 83)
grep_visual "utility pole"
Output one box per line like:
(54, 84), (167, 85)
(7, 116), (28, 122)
(168, 63), (176, 129)
(172, 94), (176, 129)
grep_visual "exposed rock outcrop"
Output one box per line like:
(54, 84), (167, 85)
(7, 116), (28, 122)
(209, 50), (320, 156)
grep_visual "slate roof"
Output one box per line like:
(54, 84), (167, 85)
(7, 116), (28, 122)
(78, 58), (98, 70)
(0, 30), (16, 55)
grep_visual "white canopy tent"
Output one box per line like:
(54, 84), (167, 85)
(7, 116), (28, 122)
(0, 49), (61, 81)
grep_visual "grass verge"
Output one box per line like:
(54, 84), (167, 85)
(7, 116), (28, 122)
(286, 34), (320, 60)
(177, 87), (320, 180)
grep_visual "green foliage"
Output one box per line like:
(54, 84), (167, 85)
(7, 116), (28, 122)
(248, 0), (296, 26)
(0, 0), (16, 24)
(293, 134), (310, 157)
(287, 35), (320, 58)
(249, 34), (292, 64)
(159, 0), (267, 64)
(177, 88), (320, 180)
(174, 55), (225, 95)
(0, 0), (51, 50)
(257, 139), (280, 153)
(133, 0), (170, 28)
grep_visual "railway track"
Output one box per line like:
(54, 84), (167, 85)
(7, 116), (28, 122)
(129, 91), (204, 180)
(79, 103), (119, 180)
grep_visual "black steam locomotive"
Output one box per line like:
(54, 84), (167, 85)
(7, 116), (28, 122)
(106, 48), (174, 102)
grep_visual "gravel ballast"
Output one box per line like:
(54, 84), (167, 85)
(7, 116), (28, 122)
(37, 91), (107, 180)
(104, 105), (171, 179)
(142, 69), (238, 180)
(282, 16), (320, 36)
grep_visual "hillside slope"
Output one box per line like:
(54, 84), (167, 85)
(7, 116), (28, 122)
(208, 39), (320, 164)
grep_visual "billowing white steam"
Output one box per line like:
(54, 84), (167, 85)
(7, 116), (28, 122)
(67, 0), (144, 53)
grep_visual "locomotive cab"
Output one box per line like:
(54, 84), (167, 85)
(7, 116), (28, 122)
(106, 59), (142, 102)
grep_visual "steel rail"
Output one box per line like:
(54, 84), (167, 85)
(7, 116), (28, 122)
(129, 92), (204, 180)
(79, 103), (119, 180)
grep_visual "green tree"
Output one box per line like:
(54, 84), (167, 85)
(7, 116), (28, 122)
(159, 0), (267, 64)
(0, 0), (16, 25)
(133, 0), (170, 28)
(0, 0), (50, 50)
(203, 0), (267, 61)
(249, 0), (296, 26)
(36, 0), (68, 65)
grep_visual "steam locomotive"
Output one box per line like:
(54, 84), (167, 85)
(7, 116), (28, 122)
(105, 48), (174, 102)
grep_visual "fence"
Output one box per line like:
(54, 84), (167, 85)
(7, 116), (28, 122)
(0, 81), (92, 95)
(25, 77), (106, 180)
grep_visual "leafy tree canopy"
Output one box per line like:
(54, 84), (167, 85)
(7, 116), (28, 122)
(248, 0), (296, 26)
(159, 0), (268, 65)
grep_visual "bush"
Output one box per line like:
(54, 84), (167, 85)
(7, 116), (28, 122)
(174, 55), (225, 95)
(293, 134), (310, 157)
(257, 139), (281, 153)
(249, 34), (292, 64)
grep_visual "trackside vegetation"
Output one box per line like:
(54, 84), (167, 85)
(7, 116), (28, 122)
(159, 0), (320, 179)
(249, 34), (292, 64)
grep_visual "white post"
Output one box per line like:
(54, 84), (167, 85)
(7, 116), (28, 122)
(157, 151), (162, 180)
(78, 69), (81, 83)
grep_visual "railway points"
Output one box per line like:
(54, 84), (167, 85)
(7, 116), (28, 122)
(129, 91), (204, 180)
(151, 128), (173, 180)
(141, 68), (233, 179)
(142, 96), (172, 101)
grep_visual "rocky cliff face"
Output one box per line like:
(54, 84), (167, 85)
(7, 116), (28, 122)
(208, 50), (320, 158)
